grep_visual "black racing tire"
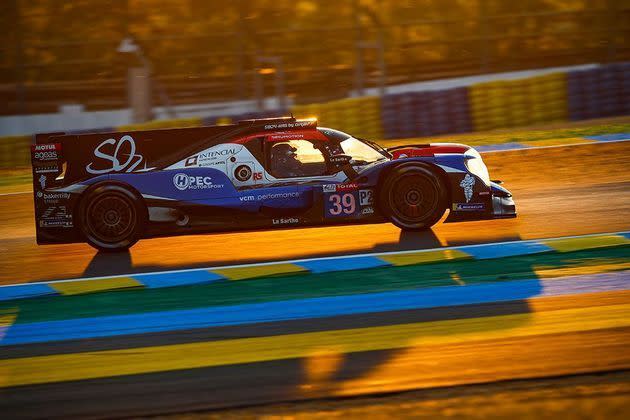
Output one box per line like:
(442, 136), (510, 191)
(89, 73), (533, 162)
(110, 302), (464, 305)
(79, 184), (146, 252)
(378, 163), (448, 231)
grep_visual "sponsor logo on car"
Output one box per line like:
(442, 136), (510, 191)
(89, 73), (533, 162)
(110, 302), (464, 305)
(329, 155), (349, 166)
(32, 143), (62, 162)
(256, 192), (300, 200)
(264, 120), (315, 130)
(253, 172), (263, 181)
(460, 174), (475, 203)
(272, 217), (300, 225)
(34, 165), (59, 174)
(453, 203), (485, 211)
(86, 135), (152, 175)
(32, 143), (61, 161)
(193, 146), (241, 167)
(39, 205), (73, 228)
(185, 156), (198, 167)
(173, 173), (223, 191)
(269, 133), (305, 141)
(37, 191), (71, 201)
(336, 183), (359, 191)
(40, 219), (73, 228)
(33, 144), (59, 151)
(361, 206), (375, 215)
(239, 191), (301, 202)
(323, 183), (358, 193)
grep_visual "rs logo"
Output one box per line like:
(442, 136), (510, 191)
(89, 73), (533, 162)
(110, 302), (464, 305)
(86, 135), (145, 175)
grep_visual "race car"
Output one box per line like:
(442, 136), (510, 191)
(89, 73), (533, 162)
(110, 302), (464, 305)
(31, 117), (516, 251)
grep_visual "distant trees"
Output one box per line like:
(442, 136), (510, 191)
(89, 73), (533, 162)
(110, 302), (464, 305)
(0, 0), (624, 85)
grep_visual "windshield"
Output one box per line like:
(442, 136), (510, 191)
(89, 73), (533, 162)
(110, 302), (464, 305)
(340, 137), (388, 164)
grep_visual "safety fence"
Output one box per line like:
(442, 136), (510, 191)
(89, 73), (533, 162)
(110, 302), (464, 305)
(1, 62), (628, 169)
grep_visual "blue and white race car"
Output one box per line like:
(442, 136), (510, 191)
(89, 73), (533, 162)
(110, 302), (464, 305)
(31, 117), (516, 251)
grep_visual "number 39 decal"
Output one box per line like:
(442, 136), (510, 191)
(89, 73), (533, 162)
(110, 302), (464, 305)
(327, 193), (356, 216)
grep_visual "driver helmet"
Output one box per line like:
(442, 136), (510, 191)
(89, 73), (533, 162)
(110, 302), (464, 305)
(273, 143), (298, 161)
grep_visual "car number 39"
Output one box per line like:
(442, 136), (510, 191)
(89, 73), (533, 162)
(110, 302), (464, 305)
(328, 193), (356, 216)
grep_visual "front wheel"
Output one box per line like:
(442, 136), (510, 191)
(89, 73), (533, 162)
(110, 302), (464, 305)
(79, 184), (145, 252)
(379, 163), (448, 230)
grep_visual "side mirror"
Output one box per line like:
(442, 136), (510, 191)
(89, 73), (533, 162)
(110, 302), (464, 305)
(329, 154), (358, 179)
(329, 154), (352, 169)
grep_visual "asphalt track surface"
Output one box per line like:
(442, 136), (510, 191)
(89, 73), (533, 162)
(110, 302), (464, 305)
(2, 292), (629, 418)
(176, 371), (630, 419)
(1, 141), (629, 285)
(1, 141), (629, 419)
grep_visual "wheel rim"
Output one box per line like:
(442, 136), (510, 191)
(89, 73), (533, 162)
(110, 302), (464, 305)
(389, 173), (439, 223)
(86, 193), (136, 244)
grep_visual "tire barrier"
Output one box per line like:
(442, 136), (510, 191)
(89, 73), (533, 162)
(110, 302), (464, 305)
(1, 63), (628, 169)
(291, 96), (383, 140)
(381, 88), (472, 139)
(469, 73), (568, 132)
(567, 62), (630, 121)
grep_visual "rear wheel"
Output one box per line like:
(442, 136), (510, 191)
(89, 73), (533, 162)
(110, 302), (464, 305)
(79, 184), (145, 252)
(379, 163), (448, 230)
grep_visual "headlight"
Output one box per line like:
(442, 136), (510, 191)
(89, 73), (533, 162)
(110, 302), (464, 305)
(464, 149), (490, 186)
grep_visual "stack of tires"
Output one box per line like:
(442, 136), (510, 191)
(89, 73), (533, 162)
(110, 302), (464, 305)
(381, 92), (418, 139)
(469, 72), (567, 131)
(343, 96), (383, 140)
(529, 73), (568, 124)
(381, 87), (472, 139)
(567, 63), (630, 120)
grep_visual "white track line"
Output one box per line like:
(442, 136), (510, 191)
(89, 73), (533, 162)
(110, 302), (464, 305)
(2, 137), (628, 197)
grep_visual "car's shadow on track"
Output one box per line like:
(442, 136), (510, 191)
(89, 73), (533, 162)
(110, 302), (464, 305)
(82, 251), (133, 278)
(372, 229), (443, 252)
(82, 251), (164, 278)
(373, 228), (525, 253)
(79, 226), (523, 279)
(311, 228), (541, 395)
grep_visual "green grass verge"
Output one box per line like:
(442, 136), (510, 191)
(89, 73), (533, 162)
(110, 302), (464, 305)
(2, 246), (628, 325)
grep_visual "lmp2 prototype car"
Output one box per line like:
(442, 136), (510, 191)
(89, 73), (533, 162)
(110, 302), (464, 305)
(31, 117), (515, 251)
